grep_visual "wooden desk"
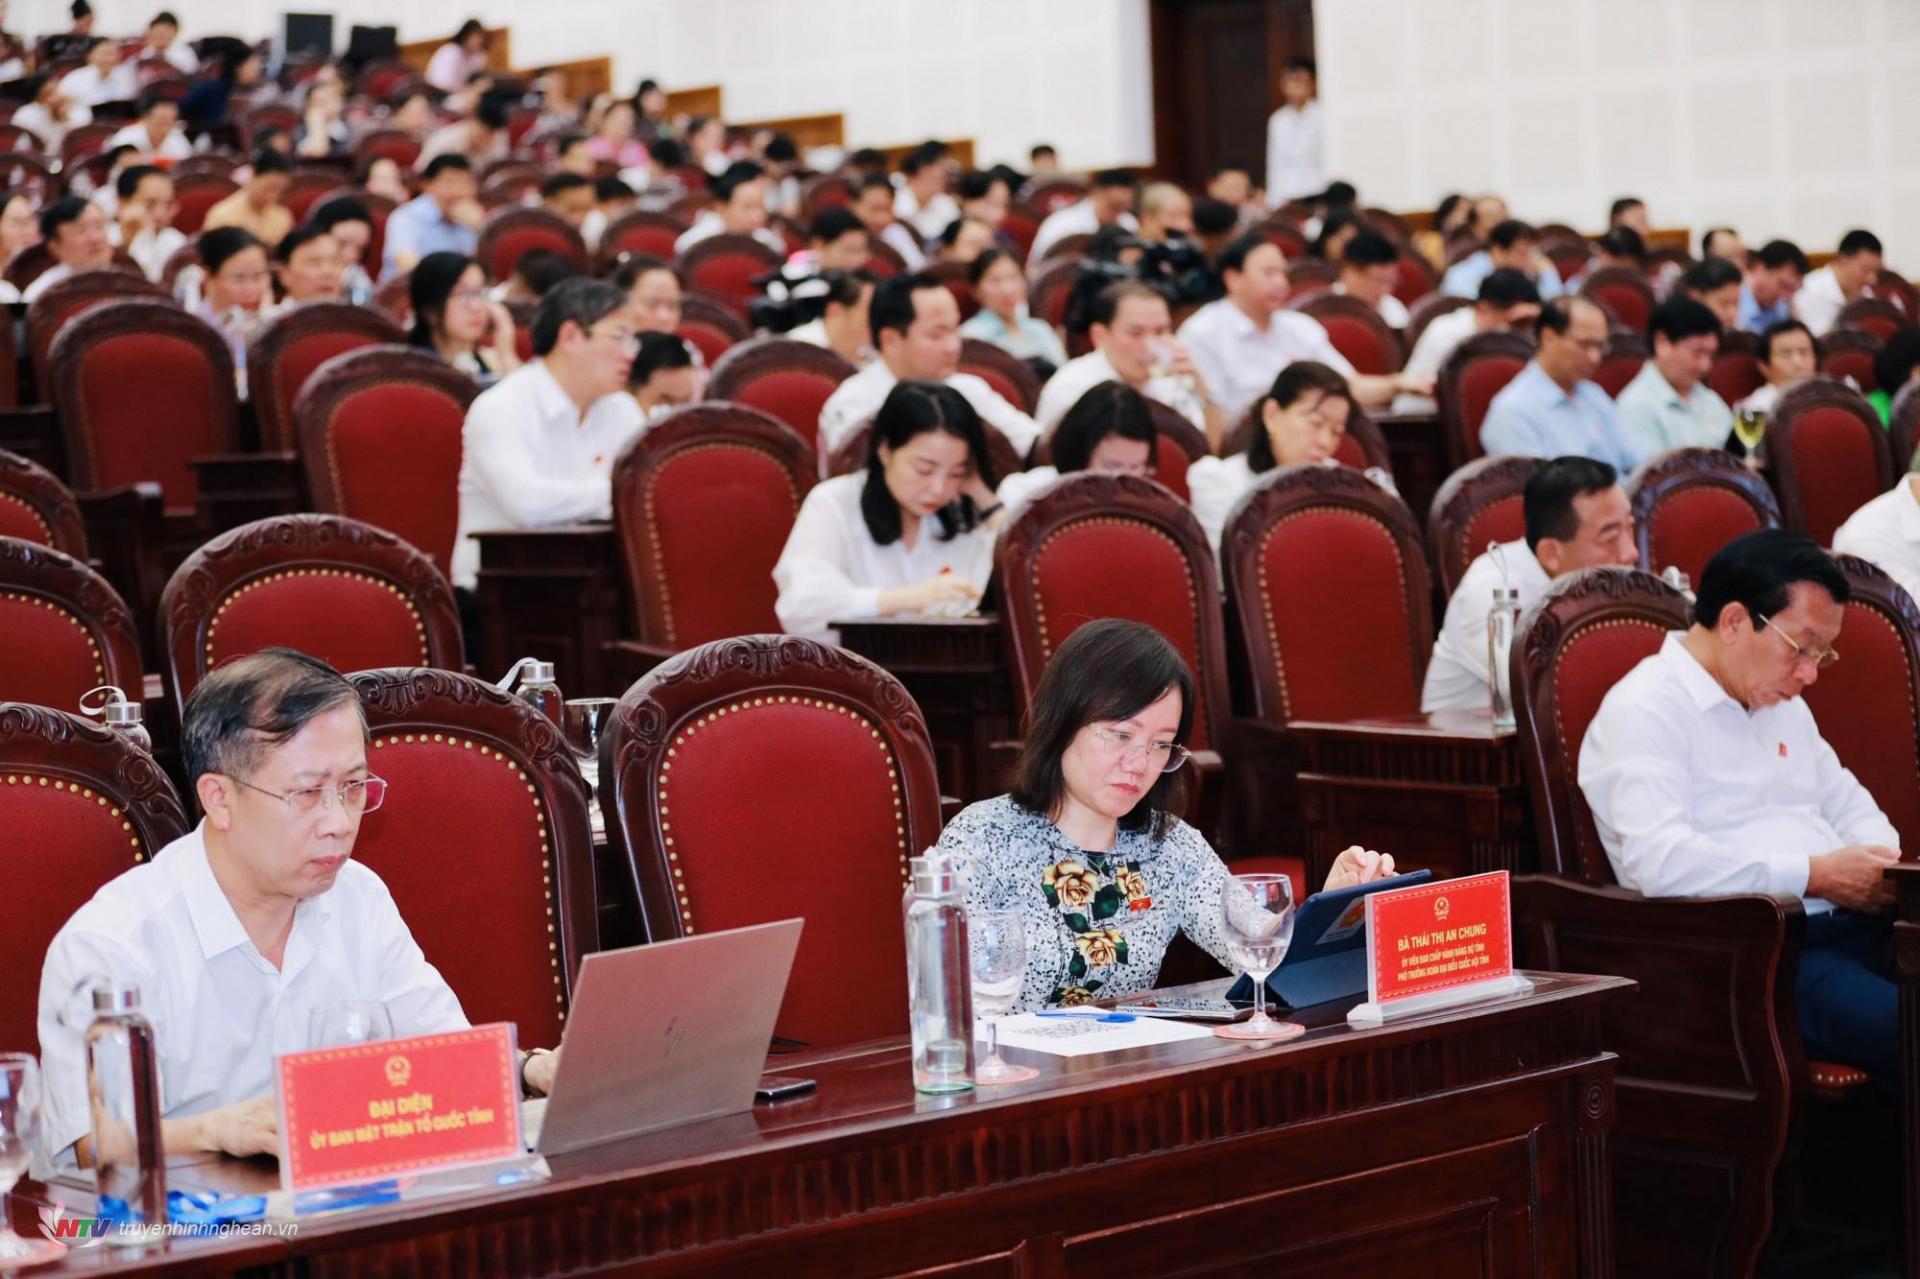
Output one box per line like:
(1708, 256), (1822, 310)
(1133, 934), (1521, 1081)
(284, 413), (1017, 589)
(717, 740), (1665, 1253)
(834, 615), (1017, 803)
(473, 525), (624, 698)
(17, 972), (1627, 1277)
(1887, 861), (1920, 1275)
(1377, 409), (1447, 527)
(1288, 707), (1533, 885)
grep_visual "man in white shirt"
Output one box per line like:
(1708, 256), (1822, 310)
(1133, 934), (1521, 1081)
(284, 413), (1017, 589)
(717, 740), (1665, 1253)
(894, 145), (959, 244)
(453, 279), (646, 590)
(58, 37), (136, 108)
(22, 197), (113, 303)
(1393, 268), (1540, 413)
(1614, 297), (1734, 469)
(817, 272), (1039, 460)
(1422, 457), (1639, 712)
(1027, 170), (1139, 267)
(108, 164), (185, 283)
(1582, 529), (1901, 1082)
(1733, 319), (1817, 420)
(12, 75), (90, 152)
(1794, 229), (1882, 337)
(105, 92), (192, 164)
(1178, 233), (1427, 422)
(1035, 280), (1215, 440)
(1834, 474), (1920, 605)
(1332, 229), (1410, 328)
(854, 172), (925, 269)
(1265, 57), (1324, 206)
(673, 159), (786, 258)
(139, 10), (199, 74)
(36, 649), (561, 1168)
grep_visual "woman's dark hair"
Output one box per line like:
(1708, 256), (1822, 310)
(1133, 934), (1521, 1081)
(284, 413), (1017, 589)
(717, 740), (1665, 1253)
(860, 380), (994, 546)
(1010, 618), (1195, 838)
(199, 225), (263, 274)
(967, 245), (1017, 288)
(1052, 381), (1157, 474)
(454, 18), (486, 43)
(612, 253), (675, 291)
(407, 251), (477, 346)
(1310, 206), (1360, 260)
(1246, 360), (1352, 472)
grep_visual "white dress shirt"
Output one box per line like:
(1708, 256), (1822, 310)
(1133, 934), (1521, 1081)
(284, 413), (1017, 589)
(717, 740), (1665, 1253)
(21, 263), (72, 304)
(106, 121), (193, 163)
(110, 222), (187, 283)
(1580, 631), (1899, 906)
(816, 361), (1039, 460)
(1792, 265), (1872, 338)
(878, 221), (927, 270)
(12, 99), (89, 150)
(1265, 101), (1325, 205)
(1027, 200), (1138, 267)
(672, 211), (787, 258)
(58, 62), (138, 108)
(1833, 476), (1920, 606)
(1034, 348), (1206, 435)
(36, 824), (467, 1167)
(1185, 452), (1265, 553)
(452, 360), (647, 589)
(1421, 538), (1552, 712)
(1392, 307), (1479, 414)
(1332, 281), (1411, 328)
(1176, 298), (1355, 420)
(773, 472), (998, 643)
(894, 187), (960, 243)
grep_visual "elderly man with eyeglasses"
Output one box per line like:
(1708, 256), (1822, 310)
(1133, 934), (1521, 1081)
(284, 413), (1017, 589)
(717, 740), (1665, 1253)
(1580, 528), (1902, 1086)
(36, 649), (560, 1169)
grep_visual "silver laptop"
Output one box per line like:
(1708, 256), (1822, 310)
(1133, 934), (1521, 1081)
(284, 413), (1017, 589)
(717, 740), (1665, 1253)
(525, 918), (803, 1156)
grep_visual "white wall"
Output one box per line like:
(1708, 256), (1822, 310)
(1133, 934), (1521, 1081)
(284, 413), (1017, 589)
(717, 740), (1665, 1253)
(1315, 0), (1920, 265)
(9, 0), (1156, 171)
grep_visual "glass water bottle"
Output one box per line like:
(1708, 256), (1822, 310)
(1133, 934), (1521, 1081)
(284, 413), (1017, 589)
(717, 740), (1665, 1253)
(903, 852), (975, 1095)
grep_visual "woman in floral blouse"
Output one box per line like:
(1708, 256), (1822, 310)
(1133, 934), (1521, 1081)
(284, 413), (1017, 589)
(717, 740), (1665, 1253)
(937, 618), (1394, 1011)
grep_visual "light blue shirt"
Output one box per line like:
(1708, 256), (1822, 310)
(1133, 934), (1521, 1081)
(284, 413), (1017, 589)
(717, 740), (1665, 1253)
(381, 194), (479, 280)
(1442, 250), (1564, 301)
(1479, 360), (1633, 472)
(1613, 362), (1733, 470)
(959, 306), (1067, 368)
(1736, 282), (1791, 334)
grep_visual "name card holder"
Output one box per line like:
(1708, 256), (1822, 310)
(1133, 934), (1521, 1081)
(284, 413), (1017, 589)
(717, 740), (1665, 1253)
(1347, 871), (1533, 1027)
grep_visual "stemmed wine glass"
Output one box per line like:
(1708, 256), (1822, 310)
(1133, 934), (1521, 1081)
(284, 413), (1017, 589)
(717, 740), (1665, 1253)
(564, 698), (616, 834)
(0, 1053), (61, 1265)
(1215, 874), (1303, 1041)
(309, 1002), (394, 1049)
(969, 910), (1039, 1084)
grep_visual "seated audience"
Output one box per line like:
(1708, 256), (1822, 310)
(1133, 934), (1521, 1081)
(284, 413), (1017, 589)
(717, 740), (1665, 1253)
(1867, 329), (1920, 427)
(956, 169), (1011, 229)
(935, 216), (997, 265)
(59, 36), (135, 108)
(1035, 280), (1214, 438)
(1702, 226), (1746, 262)
(1581, 529), (1899, 1084)
(585, 99), (651, 172)
(775, 380), (1006, 643)
(1563, 227), (1645, 292)
(958, 247), (1067, 371)
(452, 278), (643, 591)
(23, 196), (111, 303)
(1739, 239), (1809, 332)
(86, 144), (140, 220)
(1135, 183), (1193, 245)
(553, 133), (595, 179)
(1028, 143), (1060, 176)
(793, 207), (870, 273)
(1393, 267), (1541, 413)
(1027, 169), (1139, 266)
(309, 199), (375, 304)
(419, 93), (510, 170)
(1480, 297), (1632, 471)
(193, 227), (274, 391)
(408, 251), (519, 385)
(138, 9), (197, 73)
(1334, 229), (1410, 328)
(361, 155), (413, 206)
(0, 191), (39, 266)
(426, 18), (490, 94)
(854, 171), (926, 269)
(817, 272), (1039, 459)
(272, 225), (345, 305)
(383, 154), (482, 279)
(673, 160), (784, 256)
(1309, 205), (1359, 262)
(786, 269), (875, 366)
(1423, 457), (1639, 711)
(293, 79), (349, 158)
(109, 164), (184, 284)
(1000, 380), (1157, 515)
(1795, 229), (1882, 336)
(107, 91), (191, 164)
(939, 618), (1392, 1011)
(1442, 218), (1565, 300)
(12, 75), (89, 151)
(538, 172), (596, 230)
(1680, 256), (1742, 331)
(1186, 360), (1355, 551)
(629, 331), (696, 422)
(203, 148), (294, 248)
(1615, 297), (1732, 466)
(500, 248), (579, 303)
(685, 114), (729, 177)
(895, 145), (960, 243)
(1190, 197), (1241, 261)
(1834, 463), (1920, 604)
(1205, 165), (1257, 218)
(1732, 318), (1816, 419)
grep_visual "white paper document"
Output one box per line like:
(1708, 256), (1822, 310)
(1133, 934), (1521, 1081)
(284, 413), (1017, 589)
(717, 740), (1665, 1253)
(978, 1012), (1215, 1058)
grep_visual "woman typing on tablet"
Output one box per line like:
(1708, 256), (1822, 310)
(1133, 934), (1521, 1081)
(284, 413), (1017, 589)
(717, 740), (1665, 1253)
(935, 619), (1394, 1011)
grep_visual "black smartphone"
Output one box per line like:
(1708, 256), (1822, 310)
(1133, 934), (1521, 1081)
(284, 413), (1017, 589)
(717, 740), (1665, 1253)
(753, 1075), (818, 1103)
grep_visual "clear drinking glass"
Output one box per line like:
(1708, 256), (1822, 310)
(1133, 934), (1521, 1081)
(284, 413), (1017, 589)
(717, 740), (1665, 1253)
(0, 1054), (60, 1264)
(309, 1002), (394, 1049)
(562, 698), (617, 792)
(1732, 408), (1767, 469)
(1215, 874), (1304, 1041)
(968, 910), (1038, 1084)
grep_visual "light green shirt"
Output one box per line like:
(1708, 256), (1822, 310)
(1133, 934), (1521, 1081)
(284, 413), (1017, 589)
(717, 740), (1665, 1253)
(1615, 362), (1734, 471)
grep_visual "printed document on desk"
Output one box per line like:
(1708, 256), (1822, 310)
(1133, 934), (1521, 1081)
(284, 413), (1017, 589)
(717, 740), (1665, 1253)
(979, 1012), (1215, 1058)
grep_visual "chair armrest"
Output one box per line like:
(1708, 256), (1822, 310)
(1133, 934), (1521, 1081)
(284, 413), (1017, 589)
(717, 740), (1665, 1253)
(601, 639), (676, 687)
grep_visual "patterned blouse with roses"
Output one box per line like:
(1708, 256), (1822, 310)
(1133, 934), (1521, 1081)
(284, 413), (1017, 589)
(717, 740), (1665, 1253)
(936, 794), (1236, 1012)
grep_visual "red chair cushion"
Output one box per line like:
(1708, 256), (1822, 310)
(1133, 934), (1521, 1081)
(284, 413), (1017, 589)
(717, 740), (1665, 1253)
(1591, 284), (1651, 332)
(1257, 510), (1421, 721)
(1463, 496), (1527, 564)
(1460, 356), (1527, 457)
(1152, 449), (1192, 502)
(76, 332), (225, 508)
(1031, 520), (1212, 749)
(1708, 354), (1763, 407)
(1594, 354), (1645, 400)
(1552, 620), (1671, 791)
(324, 384), (465, 573)
(1804, 602), (1920, 853)
(0, 493), (51, 545)
(0, 594), (105, 708)
(356, 734), (566, 1047)
(645, 443), (800, 644)
(1319, 314), (1395, 376)
(485, 225), (582, 281)
(685, 251), (769, 302)
(205, 570), (429, 674)
(268, 331), (384, 447)
(606, 224), (680, 260)
(1823, 350), (1878, 394)
(731, 370), (838, 448)
(1646, 488), (1765, 585)
(659, 698), (914, 1046)
(1791, 407), (1884, 546)
(679, 320), (736, 366)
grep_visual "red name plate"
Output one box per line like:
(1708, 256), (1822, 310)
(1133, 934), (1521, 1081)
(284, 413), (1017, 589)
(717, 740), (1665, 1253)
(277, 1023), (522, 1191)
(1366, 871), (1513, 1005)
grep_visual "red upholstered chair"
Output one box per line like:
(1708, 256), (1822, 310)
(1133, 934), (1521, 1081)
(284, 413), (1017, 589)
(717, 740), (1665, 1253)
(354, 128), (421, 170)
(1391, 252), (1437, 307)
(1578, 266), (1654, 332)
(58, 121), (116, 166)
(27, 268), (172, 397)
(677, 294), (752, 365)
(1254, 216), (1309, 260)
(1279, 258), (1335, 297)
(1036, 231), (1092, 266)
(1140, 399), (1211, 503)
(479, 161), (543, 205)
(246, 302), (405, 453)
(295, 345), (478, 575)
(1028, 256), (1079, 331)
(0, 703), (186, 1057)
(1594, 329), (1648, 399)
(594, 210), (690, 269)
(1876, 270), (1919, 321)
(1026, 178), (1087, 214)
(239, 104), (298, 150)
(704, 337), (855, 453)
(347, 667), (597, 1050)
(2, 242), (54, 295)
(1765, 378), (1893, 546)
(1708, 330), (1764, 408)
(1835, 297), (1913, 344)
(0, 536), (142, 711)
(159, 513), (464, 718)
(1627, 447), (1780, 584)
(958, 338), (1041, 414)
(924, 260), (980, 321)
(600, 634), (944, 1047)
(1402, 293), (1472, 357)
(1438, 330), (1534, 467)
(476, 206), (589, 281)
(1819, 328), (1882, 393)
(861, 240), (906, 278)
(1297, 294), (1403, 375)
(1425, 454), (1542, 600)
(50, 298), (238, 513)
(169, 171), (236, 235)
(676, 233), (782, 308)
(607, 404), (813, 671)
(0, 449), (87, 556)
(281, 168), (342, 224)
(1544, 241), (1592, 290)
(798, 173), (854, 218)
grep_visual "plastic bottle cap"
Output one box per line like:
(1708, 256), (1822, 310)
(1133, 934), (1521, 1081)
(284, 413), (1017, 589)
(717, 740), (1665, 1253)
(91, 982), (141, 1013)
(497, 657), (557, 690)
(909, 852), (962, 896)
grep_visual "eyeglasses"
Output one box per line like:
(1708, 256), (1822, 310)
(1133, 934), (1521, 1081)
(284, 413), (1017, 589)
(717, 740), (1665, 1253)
(589, 325), (641, 355)
(1754, 612), (1839, 670)
(449, 287), (489, 305)
(233, 775), (388, 817)
(1089, 727), (1190, 774)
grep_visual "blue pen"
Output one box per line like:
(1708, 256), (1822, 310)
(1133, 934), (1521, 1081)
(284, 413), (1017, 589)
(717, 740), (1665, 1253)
(1035, 1010), (1135, 1023)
